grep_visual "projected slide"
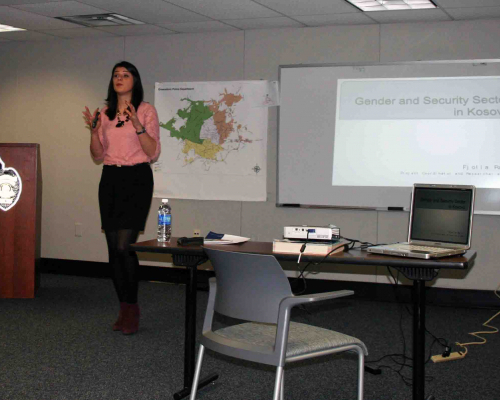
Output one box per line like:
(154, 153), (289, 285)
(333, 77), (500, 188)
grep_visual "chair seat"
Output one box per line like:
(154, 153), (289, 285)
(214, 321), (368, 359)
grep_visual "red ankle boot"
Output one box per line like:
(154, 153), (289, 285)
(122, 303), (140, 335)
(113, 302), (127, 331)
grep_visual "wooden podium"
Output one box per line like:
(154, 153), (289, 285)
(0, 143), (42, 298)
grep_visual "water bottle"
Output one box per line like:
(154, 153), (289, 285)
(157, 199), (172, 242)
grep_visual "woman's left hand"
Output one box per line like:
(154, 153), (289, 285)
(124, 100), (142, 131)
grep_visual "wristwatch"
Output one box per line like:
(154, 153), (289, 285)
(136, 127), (146, 135)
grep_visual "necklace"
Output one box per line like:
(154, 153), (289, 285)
(116, 110), (130, 128)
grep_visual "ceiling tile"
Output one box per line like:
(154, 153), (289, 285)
(0, 0), (500, 43)
(0, 0), (66, 5)
(224, 17), (304, 30)
(37, 27), (118, 39)
(80, 0), (210, 24)
(255, 0), (358, 16)
(446, 6), (500, 20)
(0, 6), (79, 29)
(367, 8), (451, 23)
(12, 1), (109, 17)
(0, 29), (59, 41)
(166, 0), (281, 20)
(157, 20), (241, 33)
(296, 12), (376, 26)
(95, 24), (176, 36)
(435, 0), (500, 7)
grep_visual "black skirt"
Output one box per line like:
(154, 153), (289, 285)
(98, 163), (154, 231)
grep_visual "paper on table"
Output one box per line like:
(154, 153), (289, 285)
(204, 233), (250, 245)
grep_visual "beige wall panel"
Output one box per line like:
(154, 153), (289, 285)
(124, 32), (245, 104)
(245, 25), (381, 81)
(376, 210), (409, 245)
(381, 20), (500, 62)
(168, 199), (243, 238)
(1, 38), (125, 262)
(0, 43), (21, 143)
(242, 204), (377, 244)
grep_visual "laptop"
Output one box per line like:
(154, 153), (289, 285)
(368, 184), (475, 259)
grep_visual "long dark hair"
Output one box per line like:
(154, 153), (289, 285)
(105, 61), (144, 120)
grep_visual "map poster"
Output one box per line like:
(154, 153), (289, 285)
(153, 80), (276, 201)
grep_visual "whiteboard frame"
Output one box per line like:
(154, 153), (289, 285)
(277, 59), (500, 214)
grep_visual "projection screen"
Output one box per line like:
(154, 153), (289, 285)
(278, 60), (500, 214)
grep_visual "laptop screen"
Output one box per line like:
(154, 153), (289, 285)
(409, 186), (474, 245)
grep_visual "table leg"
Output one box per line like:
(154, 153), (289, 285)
(412, 279), (426, 400)
(172, 255), (218, 400)
(397, 267), (438, 400)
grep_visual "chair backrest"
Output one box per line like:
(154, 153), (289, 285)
(204, 247), (293, 324)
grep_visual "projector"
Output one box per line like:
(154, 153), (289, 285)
(284, 225), (340, 241)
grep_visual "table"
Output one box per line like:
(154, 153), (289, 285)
(132, 238), (476, 400)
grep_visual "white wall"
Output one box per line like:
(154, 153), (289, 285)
(1, 20), (500, 290)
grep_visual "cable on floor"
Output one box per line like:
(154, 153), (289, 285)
(455, 282), (500, 354)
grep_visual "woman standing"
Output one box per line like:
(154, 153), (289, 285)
(83, 61), (160, 335)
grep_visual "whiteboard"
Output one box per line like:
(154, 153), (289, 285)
(278, 60), (500, 214)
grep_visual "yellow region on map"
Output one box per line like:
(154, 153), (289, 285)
(182, 139), (224, 163)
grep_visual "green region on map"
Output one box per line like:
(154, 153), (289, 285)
(160, 99), (213, 145)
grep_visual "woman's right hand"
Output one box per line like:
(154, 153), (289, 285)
(83, 107), (101, 132)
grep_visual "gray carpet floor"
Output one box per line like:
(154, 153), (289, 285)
(0, 274), (498, 400)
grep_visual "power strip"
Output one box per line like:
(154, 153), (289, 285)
(431, 352), (466, 363)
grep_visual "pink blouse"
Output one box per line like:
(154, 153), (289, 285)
(94, 102), (161, 165)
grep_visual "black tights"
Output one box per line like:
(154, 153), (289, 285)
(105, 229), (140, 304)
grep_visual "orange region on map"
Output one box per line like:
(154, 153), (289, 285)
(218, 89), (243, 107)
(205, 89), (245, 144)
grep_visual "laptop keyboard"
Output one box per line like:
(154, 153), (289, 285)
(406, 245), (450, 253)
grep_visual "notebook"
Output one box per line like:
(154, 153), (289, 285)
(367, 184), (476, 259)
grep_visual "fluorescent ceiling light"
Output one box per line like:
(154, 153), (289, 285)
(346, 0), (437, 12)
(0, 24), (26, 33)
(56, 14), (145, 28)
